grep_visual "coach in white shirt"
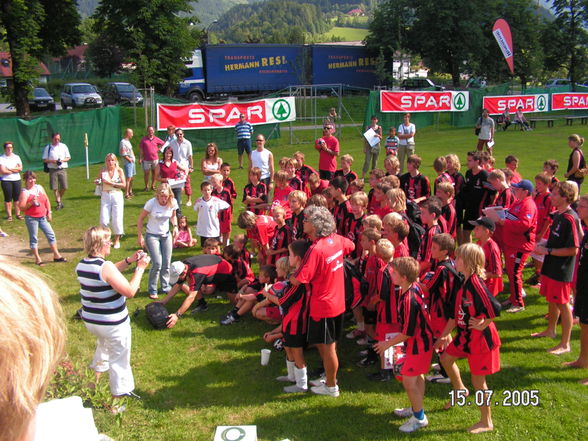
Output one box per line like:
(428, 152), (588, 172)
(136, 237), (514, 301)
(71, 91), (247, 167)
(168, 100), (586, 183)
(42, 132), (71, 210)
(397, 113), (416, 174)
(170, 129), (194, 206)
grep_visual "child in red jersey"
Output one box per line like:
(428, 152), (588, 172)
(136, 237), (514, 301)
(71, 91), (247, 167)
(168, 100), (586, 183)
(357, 228), (384, 367)
(505, 155), (522, 184)
(382, 213), (410, 258)
(254, 257), (289, 324)
(267, 206), (292, 266)
(211, 173), (233, 246)
(233, 234), (251, 266)
(272, 170), (294, 219)
(334, 154), (359, 195)
(422, 234), (459, 384)
(329, 176), (353, 236)
(484, 169), (514, 249)
(528, 172), (554, 286)
(417, 197), (445, 276)
(202, 238), (221, 256)
(470, 217), (503, 296)
(400, 155), (430, 205)
(445, 153), (466, 244)
(269, 240), (312, 393)
(285, 158), (304, 192)
(368, 239), (399, 382)
(436, 243), (501, 434)
(373, 181), (393, 219)
(367, 168), (386, 214)
(287, 190), (307, 240)
(374, 257), (434, 433)
(237, 210), (277, 266)
(293, 150), (317, 187)
(436, 182), (457, 239)
(222, 244), (255, 306)
(346, 192), (368, 261)
(243, 167), (267, 215)
(543, 159), (559, 191)
(220, 163), (237, 243)
(433, 156), (453, 195)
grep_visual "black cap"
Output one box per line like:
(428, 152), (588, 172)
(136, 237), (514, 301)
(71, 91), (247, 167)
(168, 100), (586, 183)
(468, 216), (495, 232)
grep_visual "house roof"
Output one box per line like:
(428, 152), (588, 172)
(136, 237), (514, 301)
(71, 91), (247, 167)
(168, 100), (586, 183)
(0, 52), (51, 77)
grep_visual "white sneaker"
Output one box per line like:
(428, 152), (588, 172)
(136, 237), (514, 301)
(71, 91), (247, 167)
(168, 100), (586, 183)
(113, 242), (120, 249)
(310, 383), (339, 397)
(309, 374), (326, 387)
(185, 201), (192, 207)
(426, 374), (451, 384)
(283, 384), (307, 393)
(276, 375), (295, 383)
(399, 415), (428, 433)
(431, 363), (441, 372)
(393, 407), (413, 418)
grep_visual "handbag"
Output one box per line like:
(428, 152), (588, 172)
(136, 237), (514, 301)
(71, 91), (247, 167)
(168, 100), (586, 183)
(574, 168), (588, 179)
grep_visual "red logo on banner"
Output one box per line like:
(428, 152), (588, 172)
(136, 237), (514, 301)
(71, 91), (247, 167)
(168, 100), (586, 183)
(552, 93), (588, 111)
(380, 91), (469, 112)
(482, 95), (548, 115)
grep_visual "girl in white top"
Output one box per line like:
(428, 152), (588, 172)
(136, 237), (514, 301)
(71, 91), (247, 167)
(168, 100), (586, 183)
(95, 153), (126, 248)
(0, 141), (23, 220)
(201, 142), (223, 181)
(137, 183), (178, 299)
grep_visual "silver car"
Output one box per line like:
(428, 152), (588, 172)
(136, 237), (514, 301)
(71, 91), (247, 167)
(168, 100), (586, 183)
(60, 83), (103, 109)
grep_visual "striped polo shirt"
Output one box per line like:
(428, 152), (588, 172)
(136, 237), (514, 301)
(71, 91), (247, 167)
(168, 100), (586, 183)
(235, 121), (253, 139)
(76, 257), (129, 326)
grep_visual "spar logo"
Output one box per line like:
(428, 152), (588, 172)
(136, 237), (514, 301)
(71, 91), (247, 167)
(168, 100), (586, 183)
(453, 93), (467, 111)
(272, 99), (291, 121)
(537, 95), (547, 112)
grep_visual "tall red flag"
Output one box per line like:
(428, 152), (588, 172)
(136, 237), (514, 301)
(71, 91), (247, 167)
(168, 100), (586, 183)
(492, 19), (514, 75)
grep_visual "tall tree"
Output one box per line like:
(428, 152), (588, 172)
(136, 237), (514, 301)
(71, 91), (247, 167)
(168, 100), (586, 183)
(91, 0), (199, 94)
(0, 0), (80, 117)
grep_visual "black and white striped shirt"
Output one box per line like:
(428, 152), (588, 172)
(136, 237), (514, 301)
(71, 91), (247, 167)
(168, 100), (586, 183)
(76, 257), (128, 326)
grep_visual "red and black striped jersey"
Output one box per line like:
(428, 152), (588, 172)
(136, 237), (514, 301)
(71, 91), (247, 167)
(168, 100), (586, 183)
(243, 182), (267, 215)
(212, 187), (233, 222)
(222, 177), (237, 200)
(481, 239), (503, 296)
(272, 185), (294, 219)
(269, 224), (292, 265)
(543, 208), (581, 282)
(279, 282), (310, 336)
(239, 247), (251, 267)
(441, 202), (457, 238)
(333, 199), (353, 237)
(183, 255), (234, 291)
(345, 214), (364, 259)
(398, 284), (434, 355)
(449, 274), (501, 355)
(361, 254), (385, 306)
(493, 186), (515, 209)
(288, 210), (306, 240)
(247, 215), (277, 247)
(423, 259), (461, 332)
(534, 191), (553, 238)
(417, 223), (444, 270)
(400, 172), (431, 201)
(334, 169), (359, 195)
(367, 188), (380, 215)
(376, 263), (401, 330)
(433, 172), (453, 195)
(297, 164), (318, 185)
(449, 171), (465, 196)
(289, 176), (304, 191)
(232, 257), (255, 283)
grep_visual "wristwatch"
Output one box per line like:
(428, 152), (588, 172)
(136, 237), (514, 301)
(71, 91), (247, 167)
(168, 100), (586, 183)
(547, 248), (553, 255)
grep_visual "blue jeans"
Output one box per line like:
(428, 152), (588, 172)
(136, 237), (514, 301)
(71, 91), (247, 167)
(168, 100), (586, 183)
(145, 232), (172, 295)
(25, 215), (56, 249)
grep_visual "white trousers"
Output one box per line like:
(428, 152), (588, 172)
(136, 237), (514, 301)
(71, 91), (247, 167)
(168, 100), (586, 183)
(84, 319), (134, 396)
(100, 191), (125, 235)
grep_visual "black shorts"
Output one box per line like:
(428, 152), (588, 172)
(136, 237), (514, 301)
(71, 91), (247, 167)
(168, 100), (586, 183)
(307, 313), (344, 345)
(319, 170), (334, 180)
(573, 288), (588, 324)
(213, 273), (237, 293)
(283, 332), (307, 348)
(1, 180), (21, 202)
(462, 208), (479, 230)
(362, 307), (377, 325)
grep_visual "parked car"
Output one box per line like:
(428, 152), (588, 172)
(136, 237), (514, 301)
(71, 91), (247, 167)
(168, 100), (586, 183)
(28, 87), (56, 112)
(401, 77), (445, 91)
(102, 82), (143, 106)
(545, 78), (571, 88)
(60, 83), (103, 109)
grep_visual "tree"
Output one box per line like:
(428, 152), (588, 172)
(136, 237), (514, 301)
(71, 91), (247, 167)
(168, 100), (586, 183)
(0, 0), (80, 117)
(91, 0), (199, 94)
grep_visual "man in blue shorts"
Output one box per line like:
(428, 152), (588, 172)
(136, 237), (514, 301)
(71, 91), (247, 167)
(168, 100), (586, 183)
(235, 114), (254, 169)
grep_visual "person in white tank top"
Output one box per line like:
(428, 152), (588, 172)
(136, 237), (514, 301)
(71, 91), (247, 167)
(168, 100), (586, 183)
(251, 134), (274, 191)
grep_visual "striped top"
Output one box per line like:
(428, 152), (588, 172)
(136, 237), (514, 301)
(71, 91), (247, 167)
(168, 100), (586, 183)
(235, 121), (253, 139)
(76, 257), (129, 326)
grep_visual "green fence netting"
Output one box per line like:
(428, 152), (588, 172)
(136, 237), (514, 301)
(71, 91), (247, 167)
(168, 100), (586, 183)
(362, 91), (436, 132)
(153, 94), (281, 153)
(1, 106), (121, 171)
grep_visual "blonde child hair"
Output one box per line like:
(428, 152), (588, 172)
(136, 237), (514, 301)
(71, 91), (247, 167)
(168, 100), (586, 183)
(386, 187), (407, 212)
(391, 257), (420, 283)
(376, 238), (395, 261)
(436, 181), (455, 198)
(288, 190), (308, 206)
(349, 191), (368, 208)
(341, 154), (354, 164)
(276, 256), (290, 277)
(363, 214), (383, 231)
(445, 153), (461, 171)
(456, 243), (486, 279)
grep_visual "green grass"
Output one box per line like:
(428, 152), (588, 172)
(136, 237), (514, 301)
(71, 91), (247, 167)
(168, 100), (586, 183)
(3, 118), (588, 440)
(319, 26), (369, 42)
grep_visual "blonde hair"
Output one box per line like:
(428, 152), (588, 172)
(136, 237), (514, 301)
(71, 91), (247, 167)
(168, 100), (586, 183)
(436, 181), (454, 197)
(349, 191), (368, 208)
(276, 256), (290, 276)
(341, 154), (354, 164)
(445, 154), (461, 171)
(488, 169), (506, 182)
(386, 188), (407, 212)
(272, 205), (286, 216)
(238, 211), (258, 229)
(308, 194), (328, 208)
(83, 225), (111, 256)
(456, 243), (486, 279)
(376, 238), (395, 261)
(288, 190), (307, 206)
(105, 152), (120, 167)
(210, 173), (223, 184)
(391, 257), (419, 283)
(569, 134), (585, 146)
(155, 183), (175, 208)
(361, 227), (382, 243)
(363, 214), (382, 231)
(0, 258), (65, 441)
(381, 174), (400, 188)
(275, 169), (289, 183)
(384, 155), (400, 171)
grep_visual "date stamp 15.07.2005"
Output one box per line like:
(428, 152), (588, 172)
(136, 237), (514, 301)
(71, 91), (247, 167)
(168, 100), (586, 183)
(448, 389), (540, 407)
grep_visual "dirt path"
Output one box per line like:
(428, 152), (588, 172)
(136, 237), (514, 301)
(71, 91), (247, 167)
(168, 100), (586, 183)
(0, 233), (30, 262)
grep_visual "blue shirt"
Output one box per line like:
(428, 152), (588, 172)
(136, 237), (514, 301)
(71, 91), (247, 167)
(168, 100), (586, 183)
(235, 121), (254, 139)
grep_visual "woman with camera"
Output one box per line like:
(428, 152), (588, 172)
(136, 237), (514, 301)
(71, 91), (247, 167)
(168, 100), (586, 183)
(76, 226), (150, 400)
(95, 153), (126, 249)
(18, 170), (66, 266)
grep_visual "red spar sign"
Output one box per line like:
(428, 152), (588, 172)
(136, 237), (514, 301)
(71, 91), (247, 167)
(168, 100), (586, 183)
(482, 94), (548, 115)
(380, 91), (469, 113)
(551, 93), (588, 111)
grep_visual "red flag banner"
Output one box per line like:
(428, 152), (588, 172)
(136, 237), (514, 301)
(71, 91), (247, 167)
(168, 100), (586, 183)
(551, 93), (588, 111)
(493, 19), (514, 75)
(380, 91), (469, 113)
(482, 94), (549, 115)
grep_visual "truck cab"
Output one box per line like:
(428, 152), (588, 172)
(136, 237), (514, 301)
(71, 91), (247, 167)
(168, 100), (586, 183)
(178, 50), (206, 102)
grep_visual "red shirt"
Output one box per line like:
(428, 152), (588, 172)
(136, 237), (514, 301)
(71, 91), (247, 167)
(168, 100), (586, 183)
(394, 241), (410, 258)
(315, 135), (340, 172)
(310, 179), (329, 196)
(243, 182), (267, 215)
(510, 170), (522, 184)
(232, 257), (255, 283)
(140, 135), (164, 161)
(418, 223), (443, 275)
(269, 224), (292, 265)
(503, 196), (538, 252)
(247, 215), (276, 247)
(481, 239), (503, 296)
(279, 282), (310, 336)
(212, 187), (233, 223)
(433, 172), (453, 195)
(376, 263), (401, 332)
(333, 199), (353, 236)
(183, 255), (233, 291)
(272, 185), (294, 219)
(294, 234), (355, 319)
(345, 214), (364, 259)
(398, 284), (434, 355)
(223, 177), (237, 201)
(400, 173), (431, 201)
(534, 191), (553, 239)
(441, 202), (457, 238)
(297, 164), (317, 185)
(289, 176), (304, 191)
(423, 259), (460, 337)
(362, 254), (385, 307)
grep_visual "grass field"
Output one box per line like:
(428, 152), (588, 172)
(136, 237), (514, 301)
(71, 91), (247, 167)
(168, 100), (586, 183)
(319, 26), (369, 42)
(2, 118), (588, 440)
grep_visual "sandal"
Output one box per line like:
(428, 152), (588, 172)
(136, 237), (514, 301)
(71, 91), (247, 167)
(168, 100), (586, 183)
(149, 293), (159, 300)
(15, 214), (24, 220)
(36, 261), (45, 267)
(53, 257), (67, 262)
(7, 216), (12, 221)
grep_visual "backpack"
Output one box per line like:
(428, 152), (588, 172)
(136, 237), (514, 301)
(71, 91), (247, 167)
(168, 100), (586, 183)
(405, 216), (425, 259)
(344, 259), (368, 311)
(145, 302), (170, 330)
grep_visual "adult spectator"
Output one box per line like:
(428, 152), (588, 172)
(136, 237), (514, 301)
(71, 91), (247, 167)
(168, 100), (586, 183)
(154, 146), (188, 216)
(96, 153), (126, 249)
(532, 181), (580, 355)
(251, 134), (274, 190)
(139, 126), (164, 192)
(397, 113), (416, 174)
(137, 183), (179, 299)
(170, 129), (194, 207)
(290, 205), (355, 397)
(162, 254), (237, 328)
(76, 226), (150, 401)
(119, 128), (135, 199)
(0, 141), (23, 220)
(513, 106), (530, 131)
(563, 134), (585, 192)
(488, 179), (537, 313)
(315, 123), (339, 180)
(42, 132), (70, 210)
(235, 113), (254, 169)
(475, 108), (495, 152)
(362, 115), (383, 179)
(461, 151), (494, 243)
(201, 142), (223, 181)
(18, 171), (66, 266)
(161, 125), (176, 151)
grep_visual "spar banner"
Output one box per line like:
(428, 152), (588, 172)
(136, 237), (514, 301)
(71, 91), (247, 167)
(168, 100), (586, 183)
(493, 19), (515, 75)
(156, 97), (296, 130)
(482, 94), (549, 115)
(380, 91), (469, 113)
(551, 93), (588, 111)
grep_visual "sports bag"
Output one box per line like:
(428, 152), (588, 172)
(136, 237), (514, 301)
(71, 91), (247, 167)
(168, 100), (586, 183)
(145, 302), (169, 329)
